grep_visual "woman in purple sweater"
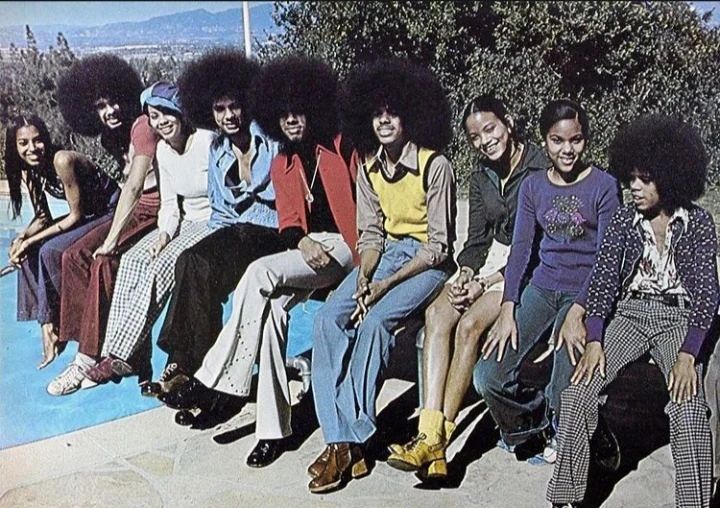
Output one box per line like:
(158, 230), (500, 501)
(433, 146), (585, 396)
(473, 99), (620, 461)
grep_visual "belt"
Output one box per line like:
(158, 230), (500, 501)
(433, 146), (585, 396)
(627, 290), (690, 308)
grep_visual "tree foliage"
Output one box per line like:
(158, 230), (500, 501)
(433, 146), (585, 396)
(264, 1), (720, 187)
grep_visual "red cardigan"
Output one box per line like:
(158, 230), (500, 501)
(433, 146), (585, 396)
(270, 134), (359, 265)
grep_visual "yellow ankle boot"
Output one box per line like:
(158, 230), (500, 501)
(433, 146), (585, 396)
(415, 419), (456, 480)
(387, 409), (446, 473)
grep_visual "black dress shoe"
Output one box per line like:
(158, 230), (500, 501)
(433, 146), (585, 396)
(139, 381), (162, 398)
(175, 409), (196, 426)
(591, 413), (621, 473)
(159, 378), (211, 410)
(246, 439), (284, 468)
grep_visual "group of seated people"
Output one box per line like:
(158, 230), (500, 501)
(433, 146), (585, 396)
(5, 48), (719, 506)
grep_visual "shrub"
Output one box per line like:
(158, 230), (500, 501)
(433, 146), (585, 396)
(263, 1), (720, 189)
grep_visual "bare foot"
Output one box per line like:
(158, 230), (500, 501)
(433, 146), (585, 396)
(38, 323), (60, 370)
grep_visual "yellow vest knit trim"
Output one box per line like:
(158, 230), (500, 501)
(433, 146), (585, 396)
(365, 148), (437, 243)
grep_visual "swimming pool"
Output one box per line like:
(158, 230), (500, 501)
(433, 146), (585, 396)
(0, 194), (316, 449)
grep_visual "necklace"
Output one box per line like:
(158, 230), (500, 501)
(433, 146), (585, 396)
(300, 152), (321, 205)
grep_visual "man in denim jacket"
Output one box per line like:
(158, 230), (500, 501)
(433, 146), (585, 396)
(154, 49), (284, 396)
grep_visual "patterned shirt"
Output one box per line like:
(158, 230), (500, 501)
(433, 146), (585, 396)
(585, 203), (719, 357)
(627, 208), (689, 295)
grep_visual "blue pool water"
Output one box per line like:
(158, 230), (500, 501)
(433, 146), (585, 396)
(0, 195), (317, 450)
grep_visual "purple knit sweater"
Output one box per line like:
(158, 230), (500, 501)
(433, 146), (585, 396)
(503, 167), (620, 305)
(585, 203), (720, 357)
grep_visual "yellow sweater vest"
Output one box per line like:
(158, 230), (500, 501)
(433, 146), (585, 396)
(365, 148), (438, 243)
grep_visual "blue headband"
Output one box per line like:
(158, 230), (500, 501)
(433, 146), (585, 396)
(140, 81), (182, 115)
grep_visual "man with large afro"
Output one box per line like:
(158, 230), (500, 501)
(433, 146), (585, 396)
(47, 54), (161, 394)
(182, 55), (360, 469)
(547, 114), (718, 508)
(307, 57), (457, 493)
(151, 48), (287, 414)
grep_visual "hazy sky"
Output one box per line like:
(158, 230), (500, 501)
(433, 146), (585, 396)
(0, 1), (271, 27)
(0, 1), (717, 28)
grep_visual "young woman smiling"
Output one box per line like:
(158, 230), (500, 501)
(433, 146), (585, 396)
(49, 82), (215, 396)
(5, 114), (117, 369)
(386, 95), (548, 479)
(473, 99), (620, 463)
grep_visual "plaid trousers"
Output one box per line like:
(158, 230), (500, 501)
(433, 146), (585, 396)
(547, 298), (713, 507)
(102, 221), (212, 362)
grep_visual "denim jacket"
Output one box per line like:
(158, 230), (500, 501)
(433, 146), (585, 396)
(207, 121), (279, 230)
(585, 203), (719, 357)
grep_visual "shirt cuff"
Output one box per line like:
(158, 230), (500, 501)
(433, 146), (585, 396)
(417, 244), (447, 268)
(585, 315), (605, 344)
(679, 326), (707, 358)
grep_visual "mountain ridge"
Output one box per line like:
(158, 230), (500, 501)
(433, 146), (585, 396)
(0, 5), (277, 51)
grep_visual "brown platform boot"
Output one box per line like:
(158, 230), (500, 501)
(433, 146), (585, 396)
(308, 443), (368, 493)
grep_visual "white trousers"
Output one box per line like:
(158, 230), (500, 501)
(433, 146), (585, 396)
(195, 232), (354, 439)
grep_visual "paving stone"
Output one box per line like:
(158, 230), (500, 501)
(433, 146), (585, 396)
(126, 451), (175, 477)
(0, 470), (162, 508)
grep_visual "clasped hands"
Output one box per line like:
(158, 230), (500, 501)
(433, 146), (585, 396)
(8, 235), (30, 265)
(447, 268), (486, 312)
(350, 273), (390, 326)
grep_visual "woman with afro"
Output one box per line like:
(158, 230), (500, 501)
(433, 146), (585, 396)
(5, 114), (117, 369)
(181, 55), (358, 469)
(150, 49), (285, 404)
(48, 54), (160, 394)
(307, 57), (456, 493)
(547, 115), (718, 508)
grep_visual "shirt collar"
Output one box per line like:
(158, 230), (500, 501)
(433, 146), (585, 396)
(249, 121), (271, 153)
(367, 141), (419, 176)
(632, 206), (689, 232)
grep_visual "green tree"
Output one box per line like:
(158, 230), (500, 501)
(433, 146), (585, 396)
(265, 1), (720, 187)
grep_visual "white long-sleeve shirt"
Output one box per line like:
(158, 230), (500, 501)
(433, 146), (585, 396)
(156, 128), (215, 237)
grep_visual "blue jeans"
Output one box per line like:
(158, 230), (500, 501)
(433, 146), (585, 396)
(473, 283), (576, 446)
(312, 238), (449, 444)
(17, 211), (114, 324)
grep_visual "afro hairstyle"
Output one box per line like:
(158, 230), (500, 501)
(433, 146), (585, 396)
(57, 54), (143, 136)
(339, 57), (453, 155)
(250, 55), (339, 146)
(609, 114), (708, 210)
(178, 48), (260, 131)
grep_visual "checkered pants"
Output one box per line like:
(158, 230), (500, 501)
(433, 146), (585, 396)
(102, 221), (213, 362)
(547, 298), (713, 507)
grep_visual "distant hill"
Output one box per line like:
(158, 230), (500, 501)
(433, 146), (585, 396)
(0, 5), (278, 54)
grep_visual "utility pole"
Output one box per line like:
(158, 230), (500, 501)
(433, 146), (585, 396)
(243, 1), (252, 58)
